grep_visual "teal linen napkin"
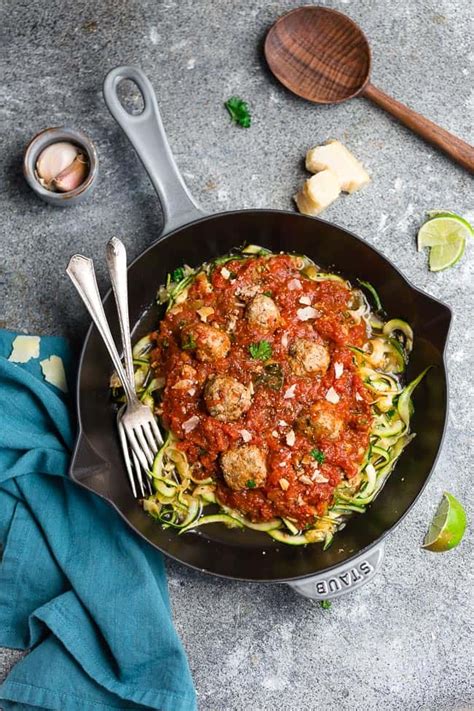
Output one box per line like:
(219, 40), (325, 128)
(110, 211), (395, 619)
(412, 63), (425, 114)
(0, 330), (197, 711)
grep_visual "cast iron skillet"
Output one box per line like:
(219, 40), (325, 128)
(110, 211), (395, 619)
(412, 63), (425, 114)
(70, 67), (451, 599)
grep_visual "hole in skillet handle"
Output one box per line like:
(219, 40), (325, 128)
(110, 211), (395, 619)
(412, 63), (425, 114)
(117, 79), (145, 116)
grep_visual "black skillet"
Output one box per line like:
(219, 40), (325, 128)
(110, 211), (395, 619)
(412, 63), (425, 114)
(70, 66), (451, 599)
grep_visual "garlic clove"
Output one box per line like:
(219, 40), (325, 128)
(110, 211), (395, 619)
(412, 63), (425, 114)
(36, 142), (78, 183)
(53, 154), (88, 192)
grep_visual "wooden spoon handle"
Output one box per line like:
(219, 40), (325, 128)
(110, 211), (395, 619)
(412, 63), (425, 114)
(362, 82), (474, 173)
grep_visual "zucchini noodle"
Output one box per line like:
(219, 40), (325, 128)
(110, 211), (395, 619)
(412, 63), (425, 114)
(112, 245), (428, 547)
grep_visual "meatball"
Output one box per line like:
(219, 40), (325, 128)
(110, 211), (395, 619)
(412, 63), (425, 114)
(204, 375), (252, 421)
(296, 401), (344, 441)
(246, 294), (280, 332)
(289, 338), (330, 376)
(181, 323), (230, 362)
(220, 444), (267, 490)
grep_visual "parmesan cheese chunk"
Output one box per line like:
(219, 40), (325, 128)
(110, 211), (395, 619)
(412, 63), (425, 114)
(9, 335), (40, 363)
(40, 355), (68, 392)
(306, 140), (370, 194)
(294, 170), (341, 216)
(325, 387), (340, 404)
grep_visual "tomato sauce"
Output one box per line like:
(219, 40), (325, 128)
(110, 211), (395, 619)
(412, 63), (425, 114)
(151, 255), (373, 528)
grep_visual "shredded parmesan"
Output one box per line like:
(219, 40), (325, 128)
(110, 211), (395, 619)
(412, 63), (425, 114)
(286, 430), (296, 447)
(299, 475), (313, 486)
(312, 471), (329, 483)
(334, 362), (344, 379)
(187, 388), (196, 396)
(355, 392), (363, 401)
(272, 430), (279, 438)
(221, 267), (231, 279)
(182, 415), (199, 433)
(279, 478), (290, 491)
(325, 387), (340, 404)
(240, 429), (252, 443)
(278, 420), (288, 427)
(298, 295), (312, 305)
(196, 306), (215, 322)
(9, 335), (40, 363)
(283, 384), (297, 399)
(288, 278), (302, 291)
(281, 333), (288, 348)
(172, 379), (195, 390)
(297, 306), (320, 321)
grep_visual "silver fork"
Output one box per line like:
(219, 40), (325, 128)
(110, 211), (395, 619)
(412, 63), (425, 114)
(105, 237), (157, 497)
(66, 253), (162, 498)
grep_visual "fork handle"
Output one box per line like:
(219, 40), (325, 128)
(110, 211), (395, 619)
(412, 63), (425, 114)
(105, 238), (135, 387)
(66, 254), (137, 404)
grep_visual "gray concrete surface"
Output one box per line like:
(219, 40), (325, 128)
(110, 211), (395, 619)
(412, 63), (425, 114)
(1, 0), (473, 709)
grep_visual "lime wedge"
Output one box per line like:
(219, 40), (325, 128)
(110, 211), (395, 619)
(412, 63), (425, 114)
(417, 215), (472, 251)
(429, 235), (466, 272)
(422, 492), (467, 552)
(417, 213), (471, 271)
(426, 210), (474, 234)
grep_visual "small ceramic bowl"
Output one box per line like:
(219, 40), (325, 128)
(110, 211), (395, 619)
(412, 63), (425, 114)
(23, 126), (98, 207)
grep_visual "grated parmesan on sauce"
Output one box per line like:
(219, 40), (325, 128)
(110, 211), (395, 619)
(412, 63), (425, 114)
(182, 415), (199, 433)
(283, 384), (297, 399)
(288, 278), (302, 291)
(334, 362), (344, 379)
(325, 387), (340, 404)
(297, 306), (320, 321)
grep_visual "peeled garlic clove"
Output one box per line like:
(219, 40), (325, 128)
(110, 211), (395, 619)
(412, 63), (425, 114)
(53, 154), (88, 192)
(36, 142), (78, 183)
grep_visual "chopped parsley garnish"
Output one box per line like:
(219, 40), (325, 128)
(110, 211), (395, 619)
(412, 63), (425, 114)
(263, 290), (273, 297)
(246, 479), (256, 488)
(224, 96), (251, 128)
(320, 600), (332, 610)
(182, 333), (196, 350)
(171, 267), (185, 283)
(310, 448), (325, 464)
(161, 338), (169, 348)
(386, 408), (396, 418)
(249, 340), (272, 361)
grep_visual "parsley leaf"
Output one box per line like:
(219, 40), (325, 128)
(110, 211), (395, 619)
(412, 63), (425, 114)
(246, 479), (256, 489)
(182, 333), (196, 351)
(263, 290), (273, 297)
(310, 448), (325, 464)
(225, 96), (251, 128)
(249, 340), (272, 361)
(171, 267), (185, 283)
(320, 600), (332, 610)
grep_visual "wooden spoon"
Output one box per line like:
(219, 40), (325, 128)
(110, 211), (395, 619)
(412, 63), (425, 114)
(264, 6), (474, 173)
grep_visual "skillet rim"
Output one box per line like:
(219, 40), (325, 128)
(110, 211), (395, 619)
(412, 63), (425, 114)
(70, 207), (452, 582)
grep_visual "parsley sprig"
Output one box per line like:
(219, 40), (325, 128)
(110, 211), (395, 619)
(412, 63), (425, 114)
(171, 267), (185, 283)
(225, 96), (251, 128)
(249, 340), (272, 361)
(310, 448), (325, 464)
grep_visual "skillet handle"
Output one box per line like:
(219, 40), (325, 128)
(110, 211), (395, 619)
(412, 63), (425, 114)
(103, 66), (205, 234)
(287, 542), (385, 600)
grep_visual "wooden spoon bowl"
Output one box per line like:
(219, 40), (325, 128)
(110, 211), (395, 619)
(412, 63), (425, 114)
(264, 6), (474, 172)
(265, 6), (371, 104)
